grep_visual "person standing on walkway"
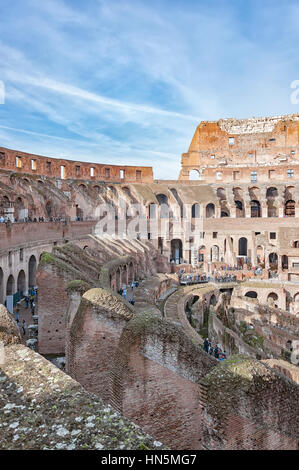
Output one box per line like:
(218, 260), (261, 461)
(25, 295), (29, 309)
(22, 320), (27, 336)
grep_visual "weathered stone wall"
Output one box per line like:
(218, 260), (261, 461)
(109, 312), (217, 450)
(67, 288), (134, 402)
(199, 355), (299, 450)
(0, 146), (154, 183)
(0, 344), (164, 450)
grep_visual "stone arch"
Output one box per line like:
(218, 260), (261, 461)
(171, 239), (183, 263)
(269, 252), (278, 268)
(148, 202), (156, 219)
(128, 262), (134, 283)
(17, 270), (26, 297)
(267, 292), (278, 308)
(28, 255), (37, 288)
(220, 206), (230, 217)
(6, 275), (15, 296)
(15, 196), (25, 220)
(192, 203), (200, 218)
(121, 266), (127, 286)
(156, 194), (169, 218)
(198, 245), (206, 262)
(282, 255), (288, 270)
(245, 291), (258, 299)
(206, 203), (215, 218)
(285, 200), (295, 217)
(189, 169), (201, 180)
(211, 245), (219, 262)
(266, 187), (278, 217)
(116, 268), (121, 291)
(256, 245), (264, 265)
(294, 241), (299, 248)
(216, 188), (226, 200)
(238, 237), (248, 256)
(250, 200), (261, 218)
(235, 200), (244, 218)
(293, 293), (299, 313)
(210, 294), (217, 306)
(45, 201), (52, 218)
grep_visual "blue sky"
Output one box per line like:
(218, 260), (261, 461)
(0, 0), (299, 178)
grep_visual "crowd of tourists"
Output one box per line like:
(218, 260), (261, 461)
(117, 280), (140, 305)
(14, 287), (38, 336)
(178, 269), (238, 285)
(203, 338), (227, 360)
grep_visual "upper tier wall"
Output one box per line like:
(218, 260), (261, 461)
(0, 146), (154, 183)
(180, 114), (299, 181)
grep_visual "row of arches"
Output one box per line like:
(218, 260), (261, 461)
(0, 255), (37, 304)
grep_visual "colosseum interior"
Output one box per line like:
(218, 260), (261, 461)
(0, 113), (298, 451)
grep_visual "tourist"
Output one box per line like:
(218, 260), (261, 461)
(203, 338), (209, 353)
(214, 345), (220, 359)
(25, 295), (29, 309)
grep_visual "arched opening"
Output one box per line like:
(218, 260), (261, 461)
(15, 196), (25, 221)
(17, 270), (26, 298)
(206, 203), (215, 218)
(46, 201), (52, 218)
(217, 188), (226, 200)
(293, 293), (299, 313)
(171, 239), (183, 264)
(211, 245), (219, 262)
(129, 262), (134, 283)
(238, 237), (248, 256)
(93, 185), (101, 194)
(282, 255), (288, 270)
(189, 169), (201, 180)
(266, 187), (278, 198)
(285, 200), (295, 217)
(116, 268), (121, 291)
(121, 266), (127, 286)
(198, 245), (206, 262)
(235, 200), (244, 218)
(148, 203), (156, 219)
(192, 203), (200, 218)
(221, 209), (229, 217)
(250, 200), (261, 218)
(210, 294), (217, 307)
(256, 245), (264, 265)
(156, 194), (169, 218)
(245, 291), (258, 299)
(28, 255), (37, 288)
(269, 252), (278, 269)
(6, 275), (15, 296)
(267, 292), (278, 308)
(266, 187), (278, 217)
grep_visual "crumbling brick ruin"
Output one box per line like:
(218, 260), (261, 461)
(0, 113), (298, 450)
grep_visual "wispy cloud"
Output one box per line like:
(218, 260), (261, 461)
(0, 0), (298, 178)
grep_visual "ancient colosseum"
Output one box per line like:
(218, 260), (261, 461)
(0, 113), (298, 451)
